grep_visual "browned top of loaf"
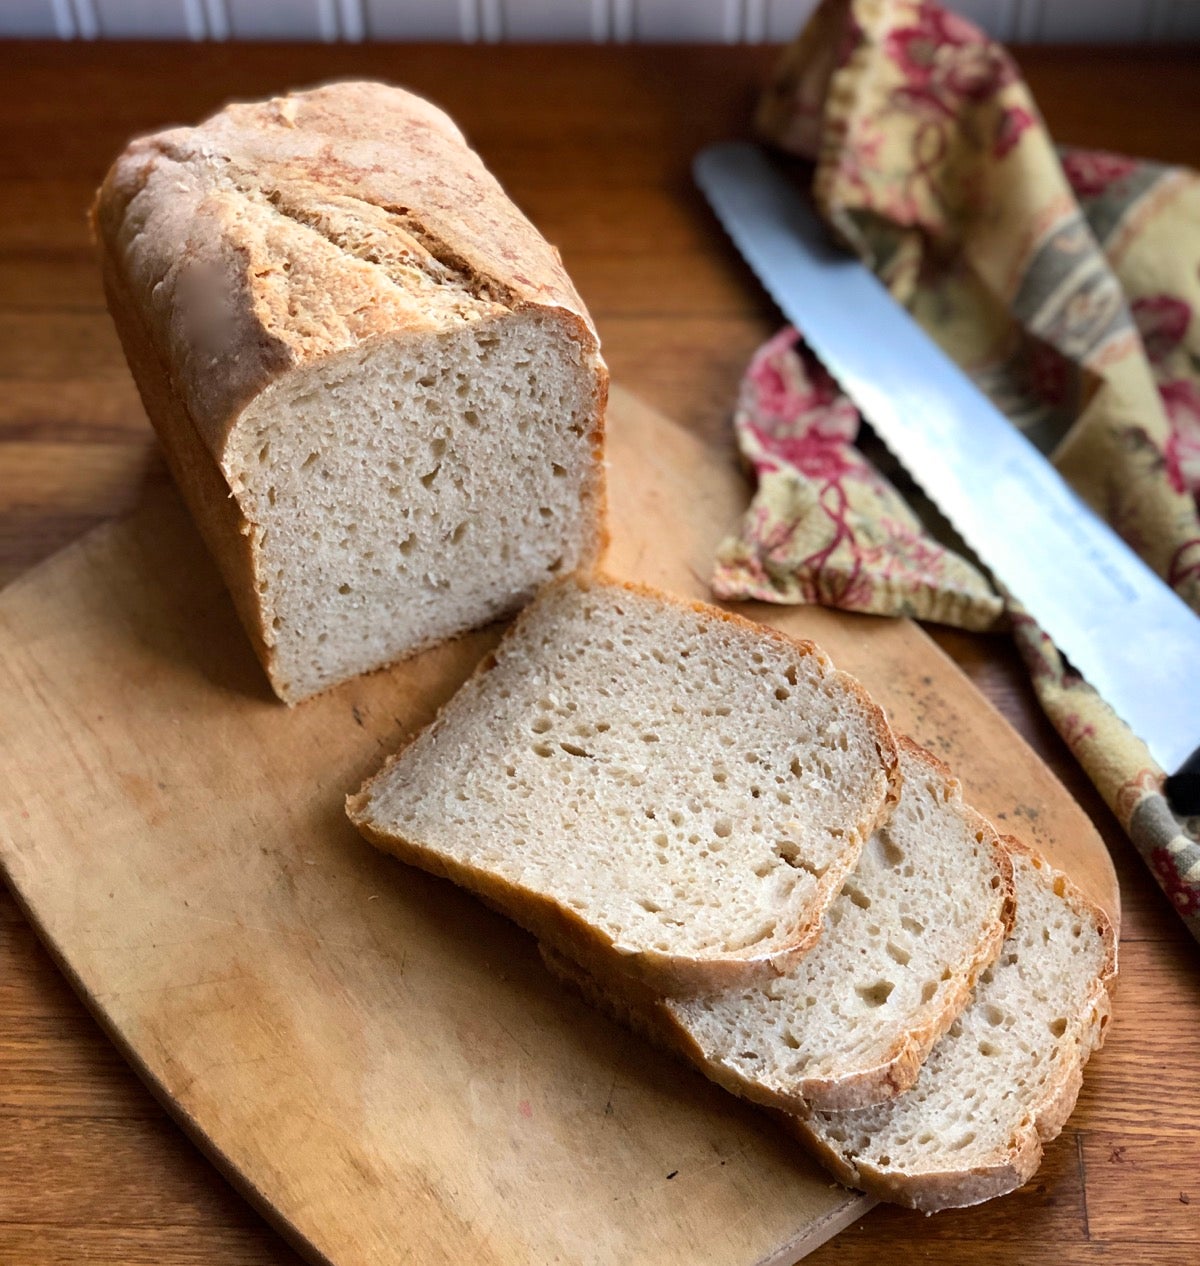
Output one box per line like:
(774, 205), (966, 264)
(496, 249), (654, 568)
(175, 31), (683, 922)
(92, 79), (598, 458)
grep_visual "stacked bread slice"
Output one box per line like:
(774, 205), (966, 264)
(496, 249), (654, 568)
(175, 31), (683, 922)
(792, 840), (1115, 1209)
(350, 574), (902, 993)
(349, 574), (1116, 1211)
(539, 739), (1018, 1114)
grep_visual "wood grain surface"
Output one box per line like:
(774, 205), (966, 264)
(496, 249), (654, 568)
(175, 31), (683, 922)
(1, 38), (1198, 1266)
(0, 395), (869, 1266)
(0, 387), (1117, 1266)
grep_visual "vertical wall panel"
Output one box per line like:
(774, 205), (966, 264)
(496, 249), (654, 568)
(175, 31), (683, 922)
(51, 0), (77, 34)
(69, 0), (99, 37)
(336, 0), (364, 39)
(364, 0), (464, 38)
(92, 0), (203, 37)
(743, 0), (766, 40)
(1030, 0), (1154, 42)
(1145, 0), (1171, 36)
(765, 0), (817, 42)
(1013, 0), (1042, 40)
(226, 0), (336, 39)
(0, 0), (62, 35)
(200, 0), (228, 39)
(501, 0), (595, 40)
(949, 0), (1019, 39)
(634, 0), (736, 42)
(0, 0), (1195, 43)
(1164, 0), (1200, 37)
(479, 0), (501, 39)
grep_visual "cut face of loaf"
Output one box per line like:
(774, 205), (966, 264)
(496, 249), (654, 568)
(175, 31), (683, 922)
(93, 81), (607, 703)
(794, 841), (1117, 1211)
(541, 739), (1015, 1112)
(228, 313), (601, 699)
(348, 576), (901, 993)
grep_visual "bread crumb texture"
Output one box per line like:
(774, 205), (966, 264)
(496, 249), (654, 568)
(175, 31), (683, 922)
(664, 741), (1013, 1110)
(798, 844), (1115, 1210)
(96, 82), (607, 702)
(353, 577), (896, 977)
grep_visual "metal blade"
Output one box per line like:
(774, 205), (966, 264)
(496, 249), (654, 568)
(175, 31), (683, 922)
(695, 141), (1200, 775)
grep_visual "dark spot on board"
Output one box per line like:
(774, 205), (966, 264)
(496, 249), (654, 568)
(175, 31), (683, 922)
(666, 1170), (678, 1180)
(352, 704), (365, 728)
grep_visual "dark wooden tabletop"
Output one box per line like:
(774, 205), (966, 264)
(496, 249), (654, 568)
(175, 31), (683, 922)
(2, 38), (1199, 1266)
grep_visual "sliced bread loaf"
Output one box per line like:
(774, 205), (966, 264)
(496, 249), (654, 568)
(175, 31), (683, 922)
(792, 839), (1116, 1211)
(347, 575), (901, 993)
(542, 738), (1015, 1112)
(94, 81), (607, 704)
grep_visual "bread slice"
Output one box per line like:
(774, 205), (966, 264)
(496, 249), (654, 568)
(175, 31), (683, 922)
(792, 839), (1116, 1211)
(94, 81), (607, 704)
(541, 738), (1015, 1112)
(347, 575), (901, 993)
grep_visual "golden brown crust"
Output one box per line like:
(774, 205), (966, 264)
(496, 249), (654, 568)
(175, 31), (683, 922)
(785, 1107), (1045, 1213)
(93, 80), (601, 463)
(347, 574), (901, 993)
(350, 784), (857, 996)
(525, 738), (1014, 1115)
(94, 80), (609, 704)
(98, 246), (279, 688)
(788, 836), (1117, 1213)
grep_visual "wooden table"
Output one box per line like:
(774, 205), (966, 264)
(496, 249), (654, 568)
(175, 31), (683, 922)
(2, 39), (1198, 1266)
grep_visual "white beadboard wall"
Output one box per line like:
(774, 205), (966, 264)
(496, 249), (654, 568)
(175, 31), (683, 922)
(4, 0), (1199, 41)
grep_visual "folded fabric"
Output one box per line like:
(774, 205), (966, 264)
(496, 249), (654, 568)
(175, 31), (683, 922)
(712, 326), (1005, 629)
(714, 0), (1200, 940)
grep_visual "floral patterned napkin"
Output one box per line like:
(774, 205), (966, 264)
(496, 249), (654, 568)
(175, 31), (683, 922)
(714, 0), (1200, 939)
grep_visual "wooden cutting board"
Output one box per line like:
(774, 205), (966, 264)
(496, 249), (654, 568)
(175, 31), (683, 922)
(0, 386), (1118, 1266)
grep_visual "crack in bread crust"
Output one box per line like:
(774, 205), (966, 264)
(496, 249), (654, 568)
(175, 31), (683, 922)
(94, 81), (608, 704)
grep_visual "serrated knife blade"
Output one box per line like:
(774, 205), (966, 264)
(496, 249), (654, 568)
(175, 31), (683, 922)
(695, 140), (1200, 797)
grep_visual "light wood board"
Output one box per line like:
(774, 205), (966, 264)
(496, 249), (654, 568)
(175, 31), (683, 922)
(0, 385), (1118, 1266)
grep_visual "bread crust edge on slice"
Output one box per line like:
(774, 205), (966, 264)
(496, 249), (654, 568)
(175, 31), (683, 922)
(347, 572), (901, 995)
(788, 836), (1118, 1213)
(534, 737), (1015, 1113)
(774, 737), (1016, 1111)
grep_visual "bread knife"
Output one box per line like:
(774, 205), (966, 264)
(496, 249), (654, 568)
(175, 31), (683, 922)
(694, 141), (1200, 813)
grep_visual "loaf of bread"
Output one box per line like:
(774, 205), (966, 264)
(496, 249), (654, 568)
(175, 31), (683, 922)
(794, 839), (1116, 1210)
(541, 739), (1015, 1112)
(93, 81), (608, 703)
(348, 575), (901, 993)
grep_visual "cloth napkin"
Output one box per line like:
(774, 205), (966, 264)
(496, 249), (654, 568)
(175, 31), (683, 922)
(714, 0), (1200, 939)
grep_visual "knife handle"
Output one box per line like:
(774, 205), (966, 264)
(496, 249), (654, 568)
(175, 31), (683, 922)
(1165, 745), (1200, 817)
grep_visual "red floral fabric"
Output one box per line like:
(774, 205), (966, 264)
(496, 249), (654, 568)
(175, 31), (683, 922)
(713, 328), (1002, 626)
(724, 0), (1200, 943)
